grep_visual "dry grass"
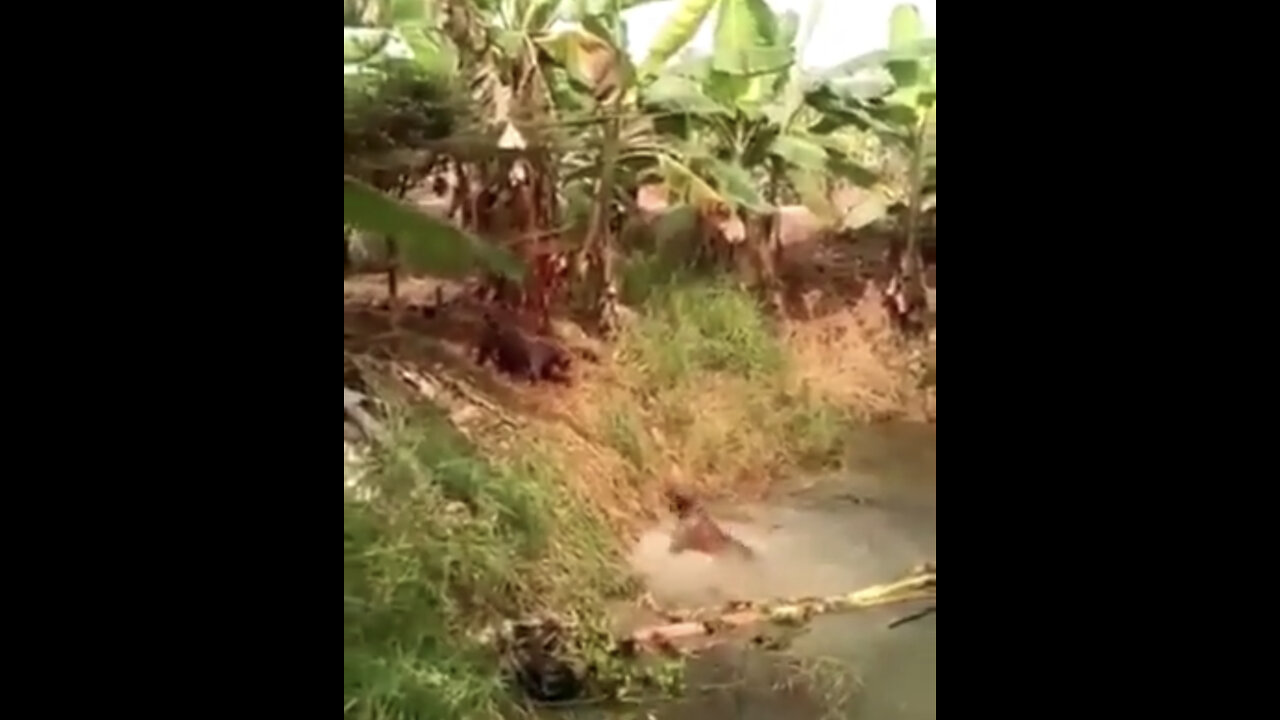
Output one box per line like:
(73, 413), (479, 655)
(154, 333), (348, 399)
(786, 285), (930, 422)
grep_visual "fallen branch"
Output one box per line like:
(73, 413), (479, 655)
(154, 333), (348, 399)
(487, 564), (936, 662)
(485, 568), (934, 704)
(629, 568), (936, 650)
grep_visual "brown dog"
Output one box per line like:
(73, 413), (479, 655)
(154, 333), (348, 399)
(665, 489), (755, 561)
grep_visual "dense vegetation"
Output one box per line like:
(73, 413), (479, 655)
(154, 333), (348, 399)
(343, 1), (935, 718)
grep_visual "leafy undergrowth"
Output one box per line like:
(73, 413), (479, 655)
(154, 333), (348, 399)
(344, 408), (635, 720)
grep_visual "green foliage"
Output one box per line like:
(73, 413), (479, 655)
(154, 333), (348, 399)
(796, 3), (935, 237)
(768, 134), (827, 171)
(641, 72), (731, 115)
(623, 280), (784, 387)
(343, 65), (457, 159)
(395, 24), (460, 80)
(804, 5), (934, 139)
(619, 245), (688, 306)
(522, 0), (561, 31)
(884, 3), (935, 120)
(772, 388), (854, 471)
(802, 85), (907, 138)
(345, 29), (393, 62)
(612, 266), (857, 475)
(344, 409), (629, 720)
(343, 178), (525, 279)
(343, 42), (527, 283)
(775, 9), (800, 48)
(344, 22), (457, 81)
(710, 0), (794, 77)
(639, 0), (720, 76)
(631, 0), (882, 224)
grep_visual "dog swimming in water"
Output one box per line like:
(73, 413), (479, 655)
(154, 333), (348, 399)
(665, 489), (755, 561)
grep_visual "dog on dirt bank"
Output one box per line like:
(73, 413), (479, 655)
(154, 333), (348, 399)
(474, 311), (573, 385)
(665, 488), (755, 561)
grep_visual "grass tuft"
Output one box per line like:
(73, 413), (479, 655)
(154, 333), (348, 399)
(621, 279), (784, 388)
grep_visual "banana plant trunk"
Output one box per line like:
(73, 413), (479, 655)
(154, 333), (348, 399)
(765, 158), (786, 313)
(895, 105), (934, 335)
(384, 175), (414, 331)
(744, 211), (782, 314)
(386, 236), (400, 326)
(585, 111), (622, 337)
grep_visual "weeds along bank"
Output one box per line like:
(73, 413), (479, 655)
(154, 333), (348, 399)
(344, 410), (632, 719)
(343, 278), (931, 719)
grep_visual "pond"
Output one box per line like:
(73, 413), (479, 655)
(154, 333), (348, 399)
(551, 423), (936, 720)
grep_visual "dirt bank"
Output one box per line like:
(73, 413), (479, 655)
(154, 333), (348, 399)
(343, 277), (934, 540)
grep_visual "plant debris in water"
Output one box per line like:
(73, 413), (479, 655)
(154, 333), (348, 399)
(496, 615), (686, 706)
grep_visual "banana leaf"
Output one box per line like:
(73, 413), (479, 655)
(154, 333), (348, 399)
(701, 156), (769, 212)
(811, 39), (936, 83)
(710, 0), (792, 77)
(804, 85), (902, 136)
(767, 134), (828, 172)
(827, 156), (879, 188)
(522, 0), (561, 30)
(641, 72), (732, 116)
(344, 28), (398, 63)
(657, 154), (727, 208)
(788, 168), (838, 224)
(639, 0), (719, 76)
(343, 177), (523, 279)
(537, 23), (633, 102)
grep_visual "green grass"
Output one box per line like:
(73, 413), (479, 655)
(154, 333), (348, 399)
(344, 408), (629, 720)
(608, 265), (857, 476)
(621, 278), (784, 389)
(754, 385), (856, 472)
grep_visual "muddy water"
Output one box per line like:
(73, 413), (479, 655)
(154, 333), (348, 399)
(557, 423), (936, 720)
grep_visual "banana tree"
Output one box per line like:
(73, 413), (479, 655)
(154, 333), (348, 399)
(344, 0), (527, 319)
(885, 4), (935, 282)
(803, 3), (935, 333)
(532, 0), (793, 329)
(341, 0), (583, 334)
(631, 0), (885, 309)
(477, 0), (851, 327)
(344, 1), (650, 334)
(510, 7), (643, 336)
